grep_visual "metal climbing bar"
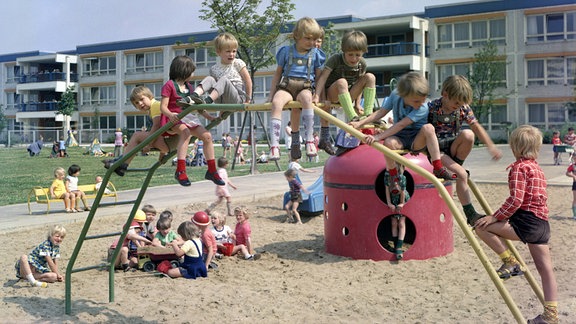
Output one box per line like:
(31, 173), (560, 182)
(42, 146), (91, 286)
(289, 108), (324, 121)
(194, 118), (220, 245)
(311, 105), (527, 323)
(65, 103), (241, 314)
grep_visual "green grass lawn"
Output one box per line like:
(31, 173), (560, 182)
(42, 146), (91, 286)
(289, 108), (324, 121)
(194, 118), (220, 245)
(1, 144), (329, 206)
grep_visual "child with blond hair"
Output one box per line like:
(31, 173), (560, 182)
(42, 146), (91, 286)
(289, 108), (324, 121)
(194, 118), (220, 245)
(267, 17), (326, 161)
(103, 85), (171, 176)
(49, 167), (76, 213)
(314, 30), (376, 155)
(15, 225), (66, 287)
(179, 32), (252, 107)
(474, 125), (558, 324)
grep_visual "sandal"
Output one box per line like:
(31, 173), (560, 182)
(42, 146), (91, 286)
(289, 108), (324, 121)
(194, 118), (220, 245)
(496, 263), (523, 280)
(433, 167), (457, 181)
(65, 209), (73, 213)
(395, 249), (403, 260)
(76, 208), (84, 212)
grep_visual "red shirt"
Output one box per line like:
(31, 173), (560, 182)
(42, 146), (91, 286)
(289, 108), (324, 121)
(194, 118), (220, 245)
(201, 228), (217, 254)
(234, 221), (251, 246)
(494, 158), (548, 221)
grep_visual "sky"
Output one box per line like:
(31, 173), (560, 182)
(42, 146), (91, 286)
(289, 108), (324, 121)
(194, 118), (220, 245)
(0, 0), (479, 55)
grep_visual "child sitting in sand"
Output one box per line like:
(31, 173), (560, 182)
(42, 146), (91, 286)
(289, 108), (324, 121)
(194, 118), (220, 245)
(15, 225), (66, 288)
(163, 221), (207, 279)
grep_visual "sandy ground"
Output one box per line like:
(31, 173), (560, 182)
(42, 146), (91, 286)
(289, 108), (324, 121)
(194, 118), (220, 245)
(1, 183), (575, 323)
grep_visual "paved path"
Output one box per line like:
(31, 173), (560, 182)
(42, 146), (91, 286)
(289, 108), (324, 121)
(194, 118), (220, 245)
(2, 144), (569, 232)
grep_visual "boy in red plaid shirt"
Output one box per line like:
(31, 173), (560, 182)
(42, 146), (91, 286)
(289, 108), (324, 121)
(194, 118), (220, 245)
(474, 125), (558, 324)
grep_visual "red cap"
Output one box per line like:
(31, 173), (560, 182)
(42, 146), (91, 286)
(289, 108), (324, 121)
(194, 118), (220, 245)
(192, 211), (210, 226)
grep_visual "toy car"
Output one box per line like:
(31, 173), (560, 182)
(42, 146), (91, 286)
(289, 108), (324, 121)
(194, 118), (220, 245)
(137, 245), (181, 272)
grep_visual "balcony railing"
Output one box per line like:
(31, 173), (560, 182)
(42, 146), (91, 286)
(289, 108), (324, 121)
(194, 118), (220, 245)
(18, 72), (78, 83)
(365, 42), (424, 58)
(19, 102), (60, 112)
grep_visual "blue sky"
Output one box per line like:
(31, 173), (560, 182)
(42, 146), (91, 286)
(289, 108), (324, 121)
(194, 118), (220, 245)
(1, 0), (478, 54)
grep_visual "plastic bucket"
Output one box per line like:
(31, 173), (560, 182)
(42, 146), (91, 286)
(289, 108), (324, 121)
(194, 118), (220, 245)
(222, 243), (234, 256)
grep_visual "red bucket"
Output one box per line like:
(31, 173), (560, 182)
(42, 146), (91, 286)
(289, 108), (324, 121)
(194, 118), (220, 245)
(222, 243), (234, 256)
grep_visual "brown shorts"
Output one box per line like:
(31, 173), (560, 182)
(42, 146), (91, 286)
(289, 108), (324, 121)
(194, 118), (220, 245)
(277, 77), (313, 99)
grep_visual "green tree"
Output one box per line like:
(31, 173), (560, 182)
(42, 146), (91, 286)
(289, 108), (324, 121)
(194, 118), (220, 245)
(199, 0), (295, 89)
(466, 40), (508, 122)
(57, 85), (77, 135)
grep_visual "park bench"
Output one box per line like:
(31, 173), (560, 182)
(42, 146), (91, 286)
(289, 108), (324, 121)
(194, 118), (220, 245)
(27, 182), (118, 214)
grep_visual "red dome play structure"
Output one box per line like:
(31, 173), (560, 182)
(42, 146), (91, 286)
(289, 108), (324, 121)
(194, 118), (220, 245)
(323, 144), (454, 261)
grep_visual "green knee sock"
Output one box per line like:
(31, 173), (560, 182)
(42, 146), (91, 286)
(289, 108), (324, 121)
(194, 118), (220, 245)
(362, 87), (376, 116)
(572, 206), (576, 218)
(338, 92), (357, 121)
(462, 204), (477, 219)
(394, 239), (404, 250)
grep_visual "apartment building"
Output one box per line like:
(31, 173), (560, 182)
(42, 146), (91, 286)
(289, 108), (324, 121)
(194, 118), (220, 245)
(426, 0), (575, 139)
(1, 0), (572, 145)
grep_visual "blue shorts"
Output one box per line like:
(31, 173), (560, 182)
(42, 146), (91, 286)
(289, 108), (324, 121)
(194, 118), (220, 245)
(508, 209), (550, 244)
(393, 128), (420, 150)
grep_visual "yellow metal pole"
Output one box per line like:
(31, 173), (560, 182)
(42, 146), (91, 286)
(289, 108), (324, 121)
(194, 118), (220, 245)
(312, 105), (526, 324)
(468, 179), (545, 304)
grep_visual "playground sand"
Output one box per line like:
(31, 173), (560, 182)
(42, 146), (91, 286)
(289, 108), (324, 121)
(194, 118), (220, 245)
(1, 183), (574, 323)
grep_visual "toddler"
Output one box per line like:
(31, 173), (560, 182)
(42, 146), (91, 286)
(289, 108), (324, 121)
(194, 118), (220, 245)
(192, 211), (218, 270)
(284, 169), (310, 224)
(205, 157), (237, 216)
(66, 164), (90, 212)
(50, 167), (76, 213)
(164, 221), (207, 279)
(233, 206), (261, 260)
(108, 221), (151, 272)
(152, 216), (183, 247)
(15, 225), (66, 288)
(94, 176), (112, 195)
(384, 165), (410, 260)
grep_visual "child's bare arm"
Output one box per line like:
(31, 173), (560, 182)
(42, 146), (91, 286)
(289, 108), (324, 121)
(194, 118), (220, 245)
(45, 256), (63, 281)
(267, 66), (283, 102)
(160, 97), (179, 123)
(470, 121), (502, 161)
(171, 241), (185, 257)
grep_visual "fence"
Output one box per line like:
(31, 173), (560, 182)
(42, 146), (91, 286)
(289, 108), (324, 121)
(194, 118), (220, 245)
(1, 129), (117, 147)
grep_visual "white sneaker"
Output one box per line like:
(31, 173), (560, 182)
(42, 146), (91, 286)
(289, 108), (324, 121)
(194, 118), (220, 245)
(269, 146), (280, 161)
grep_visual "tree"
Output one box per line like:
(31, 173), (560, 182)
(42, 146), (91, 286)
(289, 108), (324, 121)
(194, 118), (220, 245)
(0, 104), (6, 144)
(466, 40), (508, 123)
(199, 0), (295, 86)
(57, 85), (77, 136)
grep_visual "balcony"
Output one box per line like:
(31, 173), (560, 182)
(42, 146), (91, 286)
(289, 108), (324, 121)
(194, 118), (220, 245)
(19, 101), (60, 112)
(19, 72), (78, 83)
(366, 42), (422, 58)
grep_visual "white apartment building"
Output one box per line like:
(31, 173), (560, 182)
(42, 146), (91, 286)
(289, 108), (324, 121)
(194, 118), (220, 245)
(1, 0), (574, 145)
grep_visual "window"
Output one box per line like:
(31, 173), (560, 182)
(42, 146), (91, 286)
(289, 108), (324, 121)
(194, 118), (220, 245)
(126, 51), (163, 73)
(82, 56), (116, 76)
(436, 64), (470, 89)
(528, 102), (574, 128)
(81, 115), (116, 130)
(437, 18), (506, 49)
(126, 82), (163, 103)
(5, 93), (20, 110)
(81, 86), (116, 105)
(174, 48), (217, 68)
(477, 104), (508, 130)
(527, 11), (576, 43)
(252, 76), (274, 100)
(126, 115), (150, 132)
(526, 56), (576, 86)
(5, 65), (20, 83)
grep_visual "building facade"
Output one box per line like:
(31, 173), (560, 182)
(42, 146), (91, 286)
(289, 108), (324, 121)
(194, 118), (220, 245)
(1, 0), (574, 146)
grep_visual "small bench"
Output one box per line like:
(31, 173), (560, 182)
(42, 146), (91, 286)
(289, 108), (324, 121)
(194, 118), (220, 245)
(28, 182), (118, 214)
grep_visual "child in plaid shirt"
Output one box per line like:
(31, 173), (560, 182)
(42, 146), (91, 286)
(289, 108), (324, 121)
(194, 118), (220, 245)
(474, 125), (558, 324)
